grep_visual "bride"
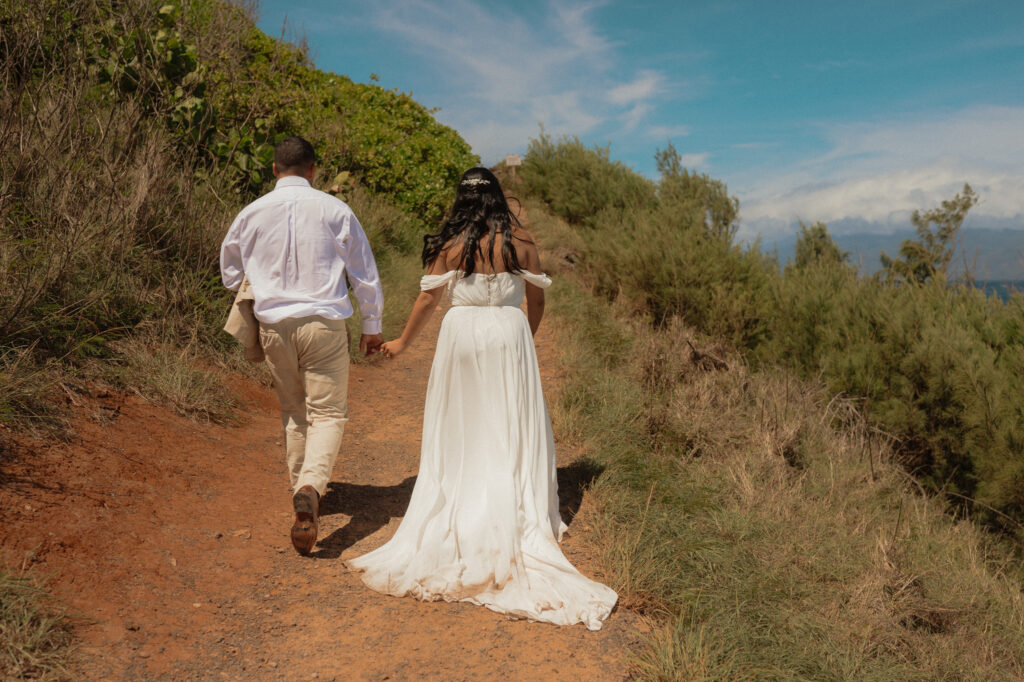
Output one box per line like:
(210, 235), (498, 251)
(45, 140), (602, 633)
(346, 167), (617, 630)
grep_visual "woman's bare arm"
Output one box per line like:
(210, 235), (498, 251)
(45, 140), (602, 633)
(516, 228), (545, 336)
(380, 256), (450, 358)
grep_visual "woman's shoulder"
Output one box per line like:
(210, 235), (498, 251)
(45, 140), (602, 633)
(506, 226), (540, 271)
(507, 224), (536, 244)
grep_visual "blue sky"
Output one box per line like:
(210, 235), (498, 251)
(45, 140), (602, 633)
(256, 0), (1024, 239)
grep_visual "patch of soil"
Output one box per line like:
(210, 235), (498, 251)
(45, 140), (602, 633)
(1, 283), (640, 680)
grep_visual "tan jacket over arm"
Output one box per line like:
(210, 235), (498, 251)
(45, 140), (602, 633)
(223, 276), (264, 363)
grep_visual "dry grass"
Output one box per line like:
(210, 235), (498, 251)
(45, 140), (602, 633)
(529, 199), (1024, 680)
(106, 336), (240, 423)
(0, 559), (76, 680)
(0, 347), (69, 440)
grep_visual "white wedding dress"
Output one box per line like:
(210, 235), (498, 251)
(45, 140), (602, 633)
(347, 270), (617, 630)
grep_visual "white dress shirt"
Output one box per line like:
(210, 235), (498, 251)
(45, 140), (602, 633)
(220, 176), (383, 334)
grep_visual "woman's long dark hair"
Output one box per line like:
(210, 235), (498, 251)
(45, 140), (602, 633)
(422, 167), (526, 276)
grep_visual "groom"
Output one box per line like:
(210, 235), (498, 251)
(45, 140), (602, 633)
(220, 136), (384, 555)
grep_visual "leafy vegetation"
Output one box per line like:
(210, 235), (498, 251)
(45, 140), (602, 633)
(879, 185), (978, 285)
(522, 134), (1024, 540)
(521, 129), (655, 226)
(763, 188), (1024, 537)
(526, 195), (1024, 680)
(0, 0), (477, 425)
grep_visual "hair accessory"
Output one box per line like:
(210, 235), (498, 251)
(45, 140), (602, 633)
(460, 177), (491, 187)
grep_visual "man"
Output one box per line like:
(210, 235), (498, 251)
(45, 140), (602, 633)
(220, 136), (383, 555)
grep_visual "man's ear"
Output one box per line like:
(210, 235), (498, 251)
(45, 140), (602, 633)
(305, 163), (315, 182)
(272, 161), (280, 178)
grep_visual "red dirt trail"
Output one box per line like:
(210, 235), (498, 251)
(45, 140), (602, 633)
(0, 266), (641, 679)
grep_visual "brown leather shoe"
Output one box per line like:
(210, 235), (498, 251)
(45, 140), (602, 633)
(291, 485), (319, 555)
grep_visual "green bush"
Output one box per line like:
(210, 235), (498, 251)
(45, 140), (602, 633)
(0, 0), (476, 431)
(522, 130), (655, 226)
(523, 135), (774, 348)
(529, 201), (1024, 681)
(765, 267), (1024, 533)
(522, 136), (1024, 538)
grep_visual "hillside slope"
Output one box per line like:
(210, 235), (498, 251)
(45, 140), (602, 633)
(515, 144), (1024, 679)
(0, 0), (477, 428)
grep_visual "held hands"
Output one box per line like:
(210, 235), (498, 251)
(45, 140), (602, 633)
(360, 333), (384, 358)
(359, 333), (405, 360)
(379, 339), (406, 360)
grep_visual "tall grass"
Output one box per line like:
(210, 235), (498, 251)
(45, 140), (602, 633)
(0, 562), (76, 679)
(763, 257), (1024, 536)
(529, 200), (1024, 679)
(0, 0), (473, 428)
(521, 134), (1024, 540)
(1, 0), (242, 421)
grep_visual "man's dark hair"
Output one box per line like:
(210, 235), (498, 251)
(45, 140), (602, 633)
(274, 136), (316, 174)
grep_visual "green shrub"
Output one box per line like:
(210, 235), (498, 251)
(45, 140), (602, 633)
(0, 0), (476, 432)
(523, 135), (774, 348)
(523, 136), (1024, 537)
(765, 269), (1024, 534)
(531, 204), (1024, 681)
(522, 130), (655, 226)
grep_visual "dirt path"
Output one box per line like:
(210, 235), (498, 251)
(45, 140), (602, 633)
(0, 247), (640, 679)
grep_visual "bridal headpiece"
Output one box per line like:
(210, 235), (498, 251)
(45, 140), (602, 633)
(460, 177), (491, 187)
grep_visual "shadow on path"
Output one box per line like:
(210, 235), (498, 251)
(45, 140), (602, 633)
(557, 457), (605, 526)
(314, 476), (417, 559)
(313, 457), (605, 560)
(315, 456), (602, 557)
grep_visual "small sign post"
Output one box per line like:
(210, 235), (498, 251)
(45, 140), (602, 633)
(504, 154), (522, 179)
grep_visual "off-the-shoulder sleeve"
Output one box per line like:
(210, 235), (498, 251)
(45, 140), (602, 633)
(420, 270), (459, 291)
(520, 271), (552, 289)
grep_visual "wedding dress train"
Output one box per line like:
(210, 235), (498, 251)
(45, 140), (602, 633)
(347, 270), (617, 630)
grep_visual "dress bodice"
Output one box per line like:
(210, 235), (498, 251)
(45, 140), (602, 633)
(420, 270), (552, 307)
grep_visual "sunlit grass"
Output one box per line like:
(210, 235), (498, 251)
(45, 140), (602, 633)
(0, 562), (76, 680)
(531, 200), (1024, 681)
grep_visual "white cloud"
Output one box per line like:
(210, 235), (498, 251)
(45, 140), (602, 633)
(607, 70), (664, 105)
(678, 152), (708, 168)
(821, 106), (1024, 170)
(737, 106), (1024, 240)
(363, 0), (676, 163)
(620, 102), (651, 133)
(551, 0), (614, 58)
(644, 124), (691, 139)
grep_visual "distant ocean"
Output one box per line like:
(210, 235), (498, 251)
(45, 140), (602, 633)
(973, 280), (1022, 302)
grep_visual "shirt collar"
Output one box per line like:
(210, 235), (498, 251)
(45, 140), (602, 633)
(274, 176), (311, 189)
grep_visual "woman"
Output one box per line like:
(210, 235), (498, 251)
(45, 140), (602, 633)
(346, 167), (617, 630)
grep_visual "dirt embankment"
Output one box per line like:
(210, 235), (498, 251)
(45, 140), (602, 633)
(1, 271), (640, 680)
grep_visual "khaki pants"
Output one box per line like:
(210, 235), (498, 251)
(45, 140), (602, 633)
(259, 316), (350, 497)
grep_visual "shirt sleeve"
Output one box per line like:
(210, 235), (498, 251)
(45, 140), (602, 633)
(340, 210), (384, 335)
(219, 212), (245, 291)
